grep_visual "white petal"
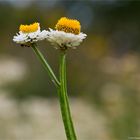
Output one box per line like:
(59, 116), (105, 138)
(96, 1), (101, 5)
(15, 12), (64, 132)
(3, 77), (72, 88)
(37, 30), (48, 40)
(46, 29), (87, 49)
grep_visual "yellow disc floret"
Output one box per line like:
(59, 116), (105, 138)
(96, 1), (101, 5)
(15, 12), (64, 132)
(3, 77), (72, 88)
(19, 22), (39, 33)
(55, 17), (81, 35)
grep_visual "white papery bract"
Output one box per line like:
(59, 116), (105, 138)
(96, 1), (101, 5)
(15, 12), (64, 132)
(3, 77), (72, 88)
(46, 29), (87, 49)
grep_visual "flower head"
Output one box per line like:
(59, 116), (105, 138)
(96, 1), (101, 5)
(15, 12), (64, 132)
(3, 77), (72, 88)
(13, 22), (48, 47)
(46, 17), (87, 50)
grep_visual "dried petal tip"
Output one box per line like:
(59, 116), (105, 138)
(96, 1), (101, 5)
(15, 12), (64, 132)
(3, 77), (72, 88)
(55, 17), (81, 35)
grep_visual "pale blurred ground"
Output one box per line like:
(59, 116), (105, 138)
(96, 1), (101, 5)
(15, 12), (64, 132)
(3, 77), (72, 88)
(0, 56), (111, 140)
(0, 52), (139, 139)
(0, 94), (111, 140)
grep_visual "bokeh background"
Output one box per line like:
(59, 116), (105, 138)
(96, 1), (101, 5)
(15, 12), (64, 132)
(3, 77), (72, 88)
(0, 0), (140, 139)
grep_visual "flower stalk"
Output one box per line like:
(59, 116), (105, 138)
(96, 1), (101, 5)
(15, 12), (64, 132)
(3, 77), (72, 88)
(31, 44), (77, 140)
(58, 50), (77, 140)
(31, 44), (60, 88)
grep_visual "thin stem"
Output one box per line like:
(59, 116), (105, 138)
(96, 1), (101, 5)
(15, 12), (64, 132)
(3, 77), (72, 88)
(31, 44), (60, 88)
(58, 51), (77, 140)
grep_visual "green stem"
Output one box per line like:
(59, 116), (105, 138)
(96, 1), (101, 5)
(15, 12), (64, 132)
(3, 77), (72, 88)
(31, 44), (60, 88)
(32, 44), (77, 139)
(58, 51), (77, 140)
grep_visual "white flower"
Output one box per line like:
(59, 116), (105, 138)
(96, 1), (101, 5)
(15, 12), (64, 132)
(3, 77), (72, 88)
(13, 22), (48, 46)
(46, 17), (87, 49)
(46, 29), (87, 49)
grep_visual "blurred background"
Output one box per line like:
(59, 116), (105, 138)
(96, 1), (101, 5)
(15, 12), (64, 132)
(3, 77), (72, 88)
(0, 0), (140, 139)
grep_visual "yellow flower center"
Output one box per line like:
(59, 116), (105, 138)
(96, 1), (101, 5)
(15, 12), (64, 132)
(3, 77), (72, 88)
(19, 22), (39, 33)
(55, 17), (81, 35)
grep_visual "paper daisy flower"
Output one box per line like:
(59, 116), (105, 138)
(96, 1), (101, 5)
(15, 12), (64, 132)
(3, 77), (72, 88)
(13, 22), (48, 47)
(46, 17), (87, 49)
